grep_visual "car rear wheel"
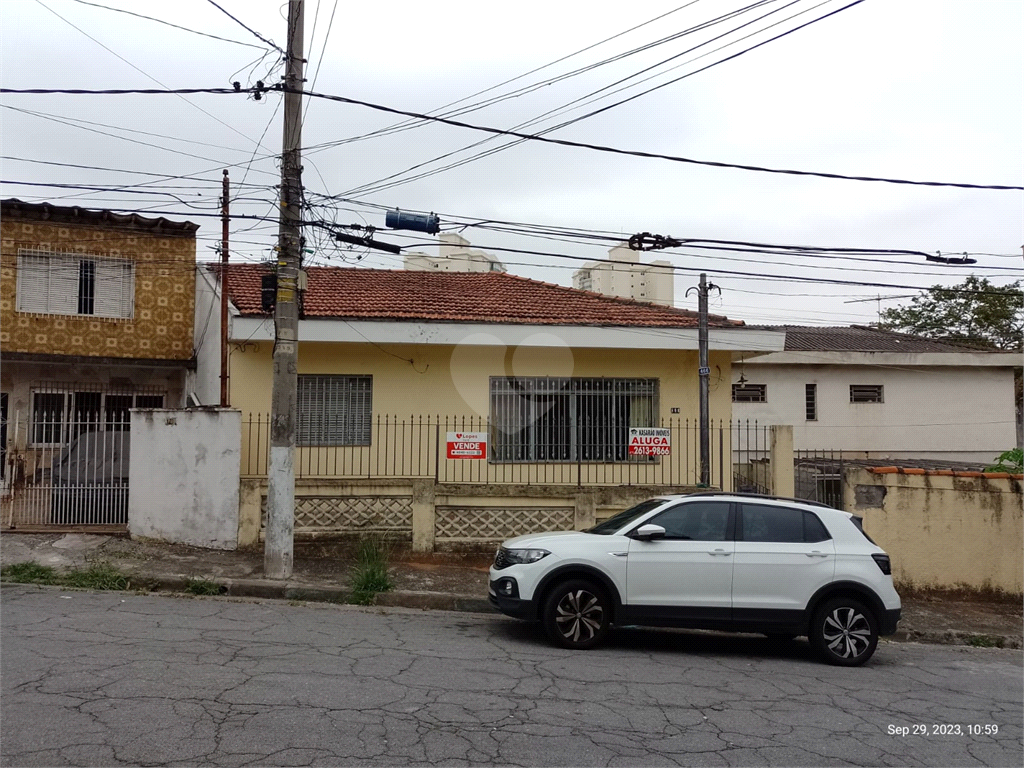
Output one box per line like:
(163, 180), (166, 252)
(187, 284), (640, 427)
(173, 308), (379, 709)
(811, 597), (878, 666)
(542, 579), (610, 650)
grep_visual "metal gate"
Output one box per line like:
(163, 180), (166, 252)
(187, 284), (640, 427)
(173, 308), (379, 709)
(2, 386), (162, 530)
(795, 450), (845, 510)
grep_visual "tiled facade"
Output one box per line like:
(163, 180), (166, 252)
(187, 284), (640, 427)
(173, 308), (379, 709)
(0, 206), (197, 360)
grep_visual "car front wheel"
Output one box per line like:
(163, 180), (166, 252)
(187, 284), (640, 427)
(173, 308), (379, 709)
(542, 579), (610, 650)
(811, 597), (878, 666)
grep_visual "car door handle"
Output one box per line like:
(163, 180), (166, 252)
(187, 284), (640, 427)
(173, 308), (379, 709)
(709, 549), (732, 557)
(609, 552), (628, 558)
(806, 551), (829, 558)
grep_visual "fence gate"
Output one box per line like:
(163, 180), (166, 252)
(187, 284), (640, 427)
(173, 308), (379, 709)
(794, 450), (845, 510)
(2, 386), (161, 530)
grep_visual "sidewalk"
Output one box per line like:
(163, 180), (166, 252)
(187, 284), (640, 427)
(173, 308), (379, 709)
(2, 532), (1021, 650)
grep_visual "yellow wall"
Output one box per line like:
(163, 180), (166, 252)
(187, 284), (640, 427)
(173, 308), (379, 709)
(846, 467), (1023, 594)
(230, 340), (733, 422)
(0, 217), (195, 360)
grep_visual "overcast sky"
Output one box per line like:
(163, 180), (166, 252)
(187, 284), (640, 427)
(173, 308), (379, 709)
(2, 0), (1021, 327)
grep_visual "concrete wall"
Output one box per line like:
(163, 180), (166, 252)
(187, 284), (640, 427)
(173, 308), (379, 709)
(191, 265), (224, 407)
(844, 466), (1023, 593)
(733, 361), (1018, 462)
(129, 408), (241, 549)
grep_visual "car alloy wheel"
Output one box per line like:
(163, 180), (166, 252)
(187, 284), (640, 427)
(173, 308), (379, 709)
(543, 579), (610, 650)
(811, 597), (878, 666)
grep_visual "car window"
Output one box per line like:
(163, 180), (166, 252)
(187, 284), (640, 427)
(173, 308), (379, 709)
(740, 503), (804, 543)
(803, 511), (832, 542)
(586, 498), (667, 535)
(647, 501), (730, 541)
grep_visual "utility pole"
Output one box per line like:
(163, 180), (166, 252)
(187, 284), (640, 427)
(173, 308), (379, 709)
(265, 0), (304, 580)
(219, 169), (230, 407)
(687, 273), (717, 487)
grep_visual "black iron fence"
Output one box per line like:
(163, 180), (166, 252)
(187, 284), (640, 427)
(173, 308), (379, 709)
(241, 413), (775, 490)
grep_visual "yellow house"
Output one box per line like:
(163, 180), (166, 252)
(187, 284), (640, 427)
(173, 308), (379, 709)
(1, 198), (197, 526)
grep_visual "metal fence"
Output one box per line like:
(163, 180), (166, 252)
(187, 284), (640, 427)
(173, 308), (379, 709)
(241, 413), (775, 489)
(795, 449), (845, 509)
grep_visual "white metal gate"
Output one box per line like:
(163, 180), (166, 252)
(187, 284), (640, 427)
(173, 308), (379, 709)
(3, 386), (163, 529)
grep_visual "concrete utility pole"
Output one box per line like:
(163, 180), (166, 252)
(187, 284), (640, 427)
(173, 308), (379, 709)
(687, 273), (717, 487)
(219, 169), (230, 407)
(266, 0), (304, 579)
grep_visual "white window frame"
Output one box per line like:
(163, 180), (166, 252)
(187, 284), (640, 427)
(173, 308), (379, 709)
(30, 389), (165, 447)
(16, 248), (135, 319)
(850, 384), (884, 404)
(732, 383), (767, 403)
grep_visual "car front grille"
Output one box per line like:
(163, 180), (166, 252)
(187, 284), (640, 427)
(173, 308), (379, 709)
(493, 548), (512, 570)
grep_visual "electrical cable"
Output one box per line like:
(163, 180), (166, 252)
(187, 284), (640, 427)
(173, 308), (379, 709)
(204, 0), (284, 53)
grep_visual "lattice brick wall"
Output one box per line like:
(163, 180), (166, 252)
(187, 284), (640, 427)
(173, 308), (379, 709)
(261, 496), (412, 531)
(435, 506), (574, 540)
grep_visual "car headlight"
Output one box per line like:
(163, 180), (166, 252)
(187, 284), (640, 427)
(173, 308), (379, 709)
(503, 548), (551, 565)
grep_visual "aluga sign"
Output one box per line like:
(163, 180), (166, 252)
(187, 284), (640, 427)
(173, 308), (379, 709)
(628, 427), (672, 456)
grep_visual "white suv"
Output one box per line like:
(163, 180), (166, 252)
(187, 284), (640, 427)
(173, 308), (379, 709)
(489, 492), (901, 666)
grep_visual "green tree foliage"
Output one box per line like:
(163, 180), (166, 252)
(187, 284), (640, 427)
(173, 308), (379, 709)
(879, 276), (1023, 350)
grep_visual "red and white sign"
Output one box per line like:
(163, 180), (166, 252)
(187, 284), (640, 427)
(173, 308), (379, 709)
(446, 431), (488, 459)
(628, 427), (672, 456)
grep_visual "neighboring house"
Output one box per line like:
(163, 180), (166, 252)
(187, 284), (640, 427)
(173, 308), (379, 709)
(731, 325), (1020, 463)
(0, 198), (198, 523)
(572, 243), (674, 306)
(402, 233), (506, 273)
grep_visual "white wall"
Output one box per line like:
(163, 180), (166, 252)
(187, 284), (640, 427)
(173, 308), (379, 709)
(129, 408), (240, 549)
(732, 362), (1018, 462)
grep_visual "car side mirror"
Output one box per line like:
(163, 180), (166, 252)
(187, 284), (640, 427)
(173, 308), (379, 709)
(631, 524), (666, 541)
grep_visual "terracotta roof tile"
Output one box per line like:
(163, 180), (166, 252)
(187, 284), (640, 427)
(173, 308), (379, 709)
(220, 264), (744, 328)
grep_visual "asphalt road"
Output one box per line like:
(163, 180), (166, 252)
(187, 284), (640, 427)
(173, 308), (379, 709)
(1, 585), (1021, 768)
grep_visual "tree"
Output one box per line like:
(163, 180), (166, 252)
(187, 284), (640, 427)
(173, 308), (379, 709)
(879, 275), (1023, 350)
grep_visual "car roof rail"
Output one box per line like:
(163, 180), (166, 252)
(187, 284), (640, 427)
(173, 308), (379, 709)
(683, 490), (838, 511)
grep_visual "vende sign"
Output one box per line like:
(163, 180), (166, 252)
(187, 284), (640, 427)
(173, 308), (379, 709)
(628, 427), (671, 456)
(446, 431), (488, 459)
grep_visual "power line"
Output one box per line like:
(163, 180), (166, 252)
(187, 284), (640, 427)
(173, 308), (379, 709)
(204, 0), (284, 53)
(66, 0), (268, 49)
(5, 83), (1020, 190)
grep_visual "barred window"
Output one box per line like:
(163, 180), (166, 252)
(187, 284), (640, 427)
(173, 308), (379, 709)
(850, 384), (883, 403)
(490, 377), (658, 463)
(297, 375), (372, 446)
(30, 388), (165, 445)
(16, 249), (134, 318)
(732, 383), (767, 403)
(805, 383), (817, 421)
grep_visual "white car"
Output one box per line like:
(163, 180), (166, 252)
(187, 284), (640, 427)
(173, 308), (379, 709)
(489, 492), (901, 666)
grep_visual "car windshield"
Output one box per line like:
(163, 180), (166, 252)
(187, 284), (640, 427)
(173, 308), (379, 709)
(585, 499), (667, 535)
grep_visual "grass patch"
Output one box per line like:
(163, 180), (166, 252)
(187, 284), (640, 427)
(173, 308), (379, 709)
(185, 578), (224, 596)
(348, 536), (395, 606)
(1, 562), (60, 584)
(1, 561), (129, 590)
(966, 635), (1005, 649)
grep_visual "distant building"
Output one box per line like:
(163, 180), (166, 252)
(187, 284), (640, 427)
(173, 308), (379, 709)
(403, 233), (506, 273)
(572, 244), (674, 306)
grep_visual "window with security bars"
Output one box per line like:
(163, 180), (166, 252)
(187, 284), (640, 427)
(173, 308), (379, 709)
(805, 383), (817, 421)
(16, 248), (134, 318)
(732, 383), (767, 403)
(30, 389), (165, 445)
(850, 384), (883, 403)
(297, 375), (372, 446)
(490, 377), (658, 462)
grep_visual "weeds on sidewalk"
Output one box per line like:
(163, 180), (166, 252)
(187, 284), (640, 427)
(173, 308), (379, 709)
(1, 561), (129, 590)
(349, 535), (394, 605)
(185, 578), (224, 596)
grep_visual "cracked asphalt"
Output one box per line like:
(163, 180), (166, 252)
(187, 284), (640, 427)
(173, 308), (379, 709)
(2, 585), (1021, 767)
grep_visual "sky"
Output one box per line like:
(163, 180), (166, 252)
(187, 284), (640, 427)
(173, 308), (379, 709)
(1, 0), (1021, 328)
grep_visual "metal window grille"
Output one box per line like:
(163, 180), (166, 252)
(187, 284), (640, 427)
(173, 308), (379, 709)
(16, 248), (134, 318)
(490, 377), (658, 463)
(732, 383), (767, 403)
(297, 375), (372, 446)
(805, 383), (817, 421)
(850, 384), (883, 403)
(30, 387), (165, 446)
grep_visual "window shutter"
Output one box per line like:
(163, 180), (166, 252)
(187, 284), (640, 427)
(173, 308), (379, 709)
(16, 252), (50, 313)
(95, 259), (134, 317)
(49, 254), (79, 315)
